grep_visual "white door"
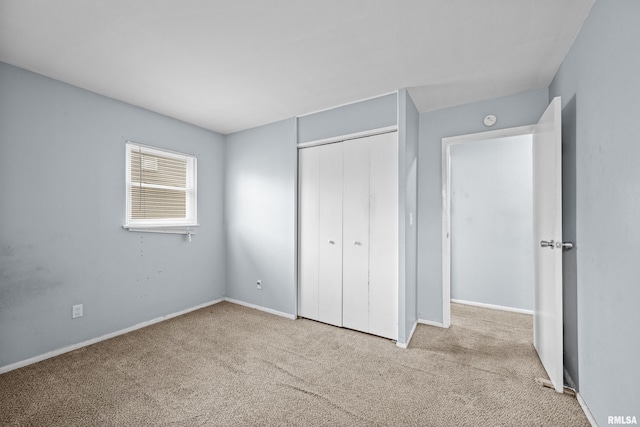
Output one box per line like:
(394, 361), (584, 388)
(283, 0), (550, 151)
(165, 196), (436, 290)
(298, 147), (320, 321)
(298, 143), (343, 327)
(342, 138), (370, 332)
(317, 143), (344, 326)
(299, 132), (398, 340)
(368, 132), (398, 340)
(532, 96), (564, 393)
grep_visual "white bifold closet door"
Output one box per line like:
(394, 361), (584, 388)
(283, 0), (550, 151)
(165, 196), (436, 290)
(298, 131), (398, 340)
(342, 133), (398, 339)
(298, 143), (343, 326)
(367, 133), (398, 339)
(342, 137), (371, 332)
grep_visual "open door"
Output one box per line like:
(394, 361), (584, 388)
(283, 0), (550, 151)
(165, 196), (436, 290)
(532, 96), (564, 393)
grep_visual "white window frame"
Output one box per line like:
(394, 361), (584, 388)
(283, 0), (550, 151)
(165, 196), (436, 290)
(124, 141), (198, 234)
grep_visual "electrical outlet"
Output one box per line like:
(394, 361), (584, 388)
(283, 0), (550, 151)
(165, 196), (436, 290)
(72, 304), (83, 319)
(257, 280), (262, 290)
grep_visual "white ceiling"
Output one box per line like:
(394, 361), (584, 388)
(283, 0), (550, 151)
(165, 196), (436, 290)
(0, 0), (595, 135)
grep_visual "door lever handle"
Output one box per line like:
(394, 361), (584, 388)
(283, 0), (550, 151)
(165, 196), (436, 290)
(540, 240), (574, 250)
(353, 241), (361, 246)
(328, 240), (335, 245)
(540, 240), (554, 249)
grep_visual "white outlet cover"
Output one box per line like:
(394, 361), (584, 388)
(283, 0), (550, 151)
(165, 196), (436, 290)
(72, 304), (83, 318)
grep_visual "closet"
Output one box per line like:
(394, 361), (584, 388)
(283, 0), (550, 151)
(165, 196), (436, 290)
(298, 131), (398, 340)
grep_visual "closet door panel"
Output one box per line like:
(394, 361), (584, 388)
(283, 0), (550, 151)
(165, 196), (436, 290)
(342, 138), (370, 333)
(298, 148), (320, 320)
(368, 133), (398, 340)
(317, 143), (343, 326)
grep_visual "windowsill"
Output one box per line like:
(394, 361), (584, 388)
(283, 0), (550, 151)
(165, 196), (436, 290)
(122, 225), (199, 235)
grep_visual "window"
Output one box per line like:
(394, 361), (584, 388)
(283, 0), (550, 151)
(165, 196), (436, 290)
(124, 142), (197, 231)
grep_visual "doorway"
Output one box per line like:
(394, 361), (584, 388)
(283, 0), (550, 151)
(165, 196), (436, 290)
(441, 99), (565, 393)
(441, 125), (535, 327)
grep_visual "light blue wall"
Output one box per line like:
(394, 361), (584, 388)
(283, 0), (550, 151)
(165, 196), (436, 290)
(224, 95), (400, 320)
(224, 118), (297, 315)
(417, 88), (549, 323)
(297, 93), (397, 144)
(0, 62), (226, 369)
(397, 89), (419, 344)
(450, 135), (532, 311)
(549, 0), (640, 421)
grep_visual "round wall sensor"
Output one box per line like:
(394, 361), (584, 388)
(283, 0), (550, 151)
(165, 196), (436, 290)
(483, 114), (497, 127)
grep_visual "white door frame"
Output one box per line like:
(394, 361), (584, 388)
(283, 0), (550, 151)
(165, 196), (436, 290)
(441, 125), (535, 327)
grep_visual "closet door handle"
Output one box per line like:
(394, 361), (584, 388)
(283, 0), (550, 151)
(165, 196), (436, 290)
(328, 240), (335, 245)
(353, 241), (361, 246)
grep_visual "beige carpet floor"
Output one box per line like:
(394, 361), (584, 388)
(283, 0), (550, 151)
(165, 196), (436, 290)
(0, 302), (589, 426)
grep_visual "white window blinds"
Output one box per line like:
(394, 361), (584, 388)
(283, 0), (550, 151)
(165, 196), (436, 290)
(125, 142), (197, 229)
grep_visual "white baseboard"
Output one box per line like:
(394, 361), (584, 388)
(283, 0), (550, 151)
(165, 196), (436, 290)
(0, 298), (224, 375)
(224, 298), (296, 320)
(396, 320), (418, 349)
(451, 298), (533, 315)
(576, 392), (598, 427)
(418, 318), (445, 328)
(562, 367), (596, 426)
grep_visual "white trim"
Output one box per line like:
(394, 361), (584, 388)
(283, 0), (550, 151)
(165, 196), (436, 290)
(0, 298), (224, 375)
(123, 226), (198, 235)
(397, 89), (401, 142)
(441, 125), (535, 146)
(576, 392), (598, 427)
(125, 140), (197, 159)
(451, 299), (534, 315)
(292, 117), (300, 319)
(418, 318), (446, 328)
(296, 91), (398, 118)
(224, 298), (296, 320)
(441, 124), (535, 329)
(442, 137), (452, 329)
(296, 125), (398, 148)
(396, 320), (418, 349)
